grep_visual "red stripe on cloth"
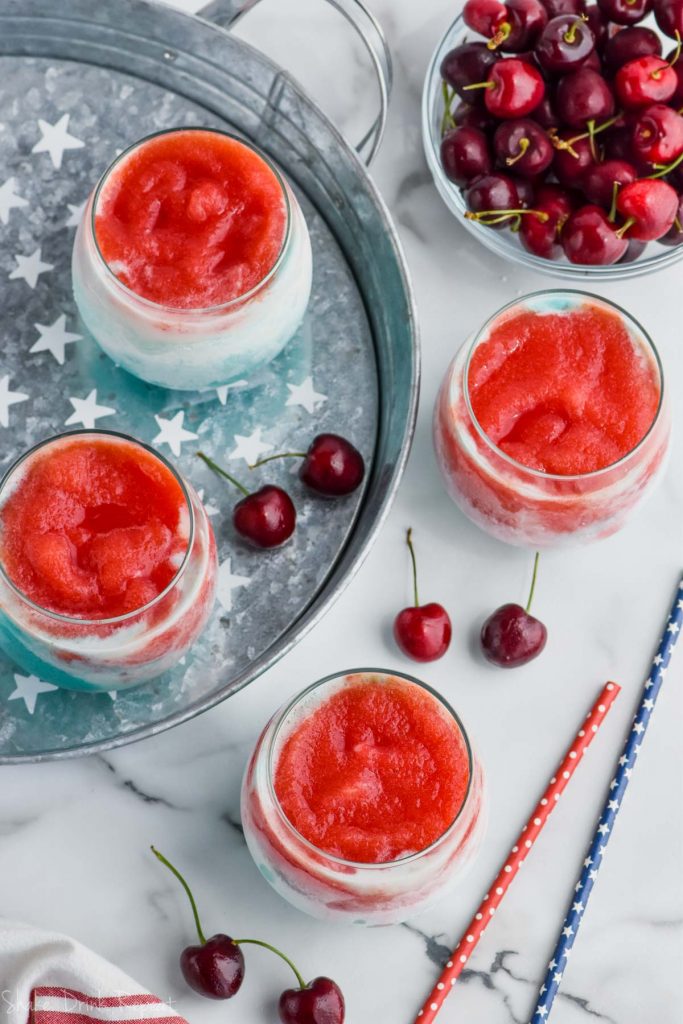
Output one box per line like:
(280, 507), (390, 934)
(32, 1013), (188, 1024)
(32, 989), (162, 1008)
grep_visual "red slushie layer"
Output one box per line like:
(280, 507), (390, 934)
(274, 676), (470, 863)
(95, 130), (287, 309)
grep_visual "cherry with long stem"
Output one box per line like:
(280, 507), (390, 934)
(480, 551), (548, 668)
(250, 434), (365, 498)
(393, 528), (452, 662)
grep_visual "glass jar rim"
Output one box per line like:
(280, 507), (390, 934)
(0, 429), (195, 625)
(90, 126), (293, 314)
(265, 667), (476, 870)
(459, 289), (666, 483)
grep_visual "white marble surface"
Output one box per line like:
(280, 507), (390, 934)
(1, 0), (682, 1022)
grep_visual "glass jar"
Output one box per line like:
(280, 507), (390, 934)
(433, 291), (670, 547)
(0, 430), (217, 692)
(72, 128), (312, 391)
(241, 669), (486, 925)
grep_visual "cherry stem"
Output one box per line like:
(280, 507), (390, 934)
(649, 148), (683, 179)
(151, 846), (206, 947)
(465, 208), (549, 225)
(249, 451), (306, 470)
(609, 180), (620, 222)
(563, 18), (582, 44)
(232, 939), (307, 990)
(616, 216), (636, 238)
(462, 80), (495, 91)
(197, 451), (250, 497)
(441, 80), (457, 135)
(550, 114), (620, 157)
(525, 552), (540, 614)
(586, 119), (598, 162)
(405, 527), (420, 607)
(506, 137), (530, 166)
(487, 21), (511, 49)
(652, 31), (681, 78)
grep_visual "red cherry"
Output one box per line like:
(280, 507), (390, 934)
(393, 528), (452, 662)
(616, 177), (679, 238)
(654, 0), (683, 38)
(584, 3), (609, 46)
(555, 68), (615, 127)
(441, 126), (493, 185)
(480, 553), (547, 668)
(582, 158), (637, 205)
(197, 451), (296, 548)
(667, 46), (683, 103)
(552, 133), (597, 186)
(536, 14), (596, 74)
(494, 118), (554, 174)
(300, 434), (365, 496)
(181, 935), (245, 1000)
(615, 55), (678, 108)
(464, 0), (548, 50)
(463, 0), (509, 39)
(233, 486), (296, 548)
(520, 182), (574, 256)
(597, 0), (653, 25)
(542, 0), (587, 17)
(562, 204), (629, 262)
(441, 43), (499, 103)
(279, 978), (345, 1024)
(658, 191), (683, 243)
(465, 60), (546, 118)
(531, 93), (561, 127)
(603, 27), (662, 73)
(632, 104), (683, 164)
(466, 172), (521, 226)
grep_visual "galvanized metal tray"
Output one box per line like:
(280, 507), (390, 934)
(0, 0), (418, 762)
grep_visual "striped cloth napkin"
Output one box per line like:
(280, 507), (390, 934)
(0, 920), (188, 1024)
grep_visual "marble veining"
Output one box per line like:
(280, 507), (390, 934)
(0, 0), (681, 1021)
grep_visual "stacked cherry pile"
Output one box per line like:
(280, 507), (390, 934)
(439, 0), (683, 264)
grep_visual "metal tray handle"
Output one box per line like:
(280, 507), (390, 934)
(197, 0), (392, 165)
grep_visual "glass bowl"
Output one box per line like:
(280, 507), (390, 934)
(421, 13), (683, 280)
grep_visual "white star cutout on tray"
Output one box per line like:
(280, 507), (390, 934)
(65, 199), (87, 228)
(216, 557), (251, 613)
(216, 380), (248, 406)
(0, 374), (29, 428)
(65, 389), (116, 429)
(153, 410), (198, 457)
(9, 246), (54, 289)
(32, 114), (84, 169)
(0, 176), (28, 225)
(230, 427), (272, 465)
(286, 376), (327, 415)
(196, 488), (219, 517)
(8, 673), (58, 715)
(30, 313), (82, 364)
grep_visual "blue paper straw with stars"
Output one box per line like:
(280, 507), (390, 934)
(529, 574), (683, 1024)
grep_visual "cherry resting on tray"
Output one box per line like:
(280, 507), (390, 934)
(151, 847), (345, 1023)
(481, 552), (548, 667)
(250, 433), (366, 497)
(393, 528), (452, 662)
(197, 451), (296, 548)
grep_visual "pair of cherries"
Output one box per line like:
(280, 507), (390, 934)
(198, 433), (364, 549)
(152, 847), (344, 1024)
(393, 532), (546, 668)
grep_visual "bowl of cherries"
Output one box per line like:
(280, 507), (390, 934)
(422, 0), (683, 276)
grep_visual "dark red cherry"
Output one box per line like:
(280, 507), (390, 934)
(511, 174), (537, 206)
(480, 553), (547, 668)
(536, 14), (596, 73)
(181, 936), (245, 1000)
(584, 3), (609, 46)
(441, 126), (493, 185)
(452, 100), (497, 131)
(498, 0), (549, 48)
(618, 237), (647, 260)
(279, 978), (345, 1024)
(616, 177), (679, 238)
(553, 133), (597, 186)
(520, 182), (574, 256)
(466, 172), (521, 226)
(632, 104), (683, 164)
(494, 118), (554, 174)
(467, 60), (546, 118)
(562, 204), (629, 262)
(616, 55), (678, 108)
(556, 68), (615, 126)
(603, 27), (662, 72)
(233, 486), (296, 547)
(393, 529), (452, 662)
(441, 43), (499, 103)
(300, 434), (365, 496)
(531, 93), (561, 127)
(654, 0), (683, 38)
(463, 0), (509, 39)
(582, 159), (637, 204)
(668, 46), (683, 103)
(597, 0), (652, 25)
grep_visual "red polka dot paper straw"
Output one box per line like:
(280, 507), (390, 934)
(413, 681), (621, 1024)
